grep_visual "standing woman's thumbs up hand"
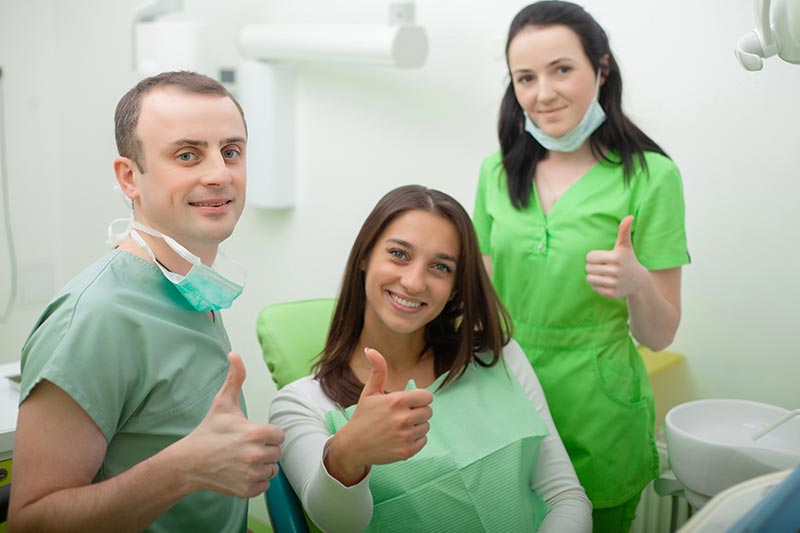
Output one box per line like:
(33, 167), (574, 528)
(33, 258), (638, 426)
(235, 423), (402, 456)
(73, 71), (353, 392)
(585, 215), (648, 299)
(323, 348), (434, 486)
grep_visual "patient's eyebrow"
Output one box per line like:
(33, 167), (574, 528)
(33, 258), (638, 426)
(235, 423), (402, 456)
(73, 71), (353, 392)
(386, 238), (457, 264)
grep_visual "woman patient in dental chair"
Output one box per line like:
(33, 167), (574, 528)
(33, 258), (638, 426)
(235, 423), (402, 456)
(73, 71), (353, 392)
(269, 185), (591, 532)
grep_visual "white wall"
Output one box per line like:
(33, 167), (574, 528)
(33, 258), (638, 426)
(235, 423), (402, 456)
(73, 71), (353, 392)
(1, 0), (799, 521)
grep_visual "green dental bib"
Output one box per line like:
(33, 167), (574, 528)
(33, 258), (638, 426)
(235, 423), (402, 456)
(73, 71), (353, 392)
(325, 359), (551, 532)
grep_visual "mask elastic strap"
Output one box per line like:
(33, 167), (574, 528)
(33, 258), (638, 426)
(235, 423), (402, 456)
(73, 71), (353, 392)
(129, 229), (183, 283)
(213, 249), (247, 281)
(106, 217), (133, 248)
(113, 184), (133, 209)
(130, 221), (201, 267)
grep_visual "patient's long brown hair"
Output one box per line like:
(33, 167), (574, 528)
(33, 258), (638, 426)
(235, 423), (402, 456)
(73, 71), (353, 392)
(314, 185), (512, 407)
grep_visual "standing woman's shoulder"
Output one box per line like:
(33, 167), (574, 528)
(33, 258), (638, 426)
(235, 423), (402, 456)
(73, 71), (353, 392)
(638, 150), (683, 180)
(479, 149), (506, 178)
(624, 149), (686, 194)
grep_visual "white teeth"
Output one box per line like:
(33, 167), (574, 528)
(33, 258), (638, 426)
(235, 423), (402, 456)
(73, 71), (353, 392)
(390, 292), (422, 308)
(192, 201), (226, 207)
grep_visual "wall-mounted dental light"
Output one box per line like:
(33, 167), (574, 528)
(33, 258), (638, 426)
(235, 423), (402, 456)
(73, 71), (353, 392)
(237, 1), (429, 209)
(736, 0), (800, 70)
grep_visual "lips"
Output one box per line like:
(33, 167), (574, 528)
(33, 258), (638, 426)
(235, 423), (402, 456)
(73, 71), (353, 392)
(388, 291), (425, 310)
(189, 199), (231, 207)
(537, 106), (566, 115)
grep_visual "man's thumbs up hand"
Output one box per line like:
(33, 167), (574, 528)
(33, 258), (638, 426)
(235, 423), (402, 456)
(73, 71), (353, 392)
(176, 352), (284, 498)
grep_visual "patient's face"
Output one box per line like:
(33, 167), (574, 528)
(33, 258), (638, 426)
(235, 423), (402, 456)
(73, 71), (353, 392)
(362, 209), (460, 339)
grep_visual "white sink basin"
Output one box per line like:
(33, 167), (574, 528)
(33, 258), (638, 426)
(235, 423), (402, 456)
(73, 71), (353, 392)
(665, 399), (800, 499)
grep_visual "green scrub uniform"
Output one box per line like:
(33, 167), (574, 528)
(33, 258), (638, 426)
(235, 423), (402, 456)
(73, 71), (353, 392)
(473, 150), (690, 508)
(20, 250), (248, 532)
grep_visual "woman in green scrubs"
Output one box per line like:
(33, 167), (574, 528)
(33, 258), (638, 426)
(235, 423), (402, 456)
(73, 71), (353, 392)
(473, 2), (690, 531)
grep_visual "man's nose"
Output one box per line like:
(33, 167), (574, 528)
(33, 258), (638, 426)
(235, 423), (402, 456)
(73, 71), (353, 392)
(200, 153), (232, 187)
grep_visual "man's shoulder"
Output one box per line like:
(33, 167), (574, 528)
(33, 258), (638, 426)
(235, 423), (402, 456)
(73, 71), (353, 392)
(58, 251), (166, 312)
(22, 251), (168, 363)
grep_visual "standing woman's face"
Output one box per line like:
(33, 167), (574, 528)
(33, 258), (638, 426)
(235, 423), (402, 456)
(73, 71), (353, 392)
(507, 24), (600, 138)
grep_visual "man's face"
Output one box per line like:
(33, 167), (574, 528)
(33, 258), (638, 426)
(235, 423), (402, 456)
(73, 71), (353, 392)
(127, 87), (247, 257)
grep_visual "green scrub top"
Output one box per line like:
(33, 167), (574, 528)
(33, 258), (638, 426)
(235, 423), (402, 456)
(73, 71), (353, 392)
(473, 150), (690, 508)
(20, 250), (248, 532)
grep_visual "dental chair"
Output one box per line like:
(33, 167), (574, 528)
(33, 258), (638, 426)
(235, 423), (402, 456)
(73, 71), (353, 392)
(257, 298), (336, 533)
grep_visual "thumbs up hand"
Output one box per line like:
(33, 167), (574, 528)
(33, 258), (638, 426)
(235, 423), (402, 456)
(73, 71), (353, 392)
(585, 216), (648, 299)
(323, 348), (434, 486)
(213, 350), (249, 412)
(177, 352), (285, 498)
(359, 346), (390, 399)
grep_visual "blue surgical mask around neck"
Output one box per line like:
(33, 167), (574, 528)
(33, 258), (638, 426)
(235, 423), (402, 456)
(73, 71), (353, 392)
(524, 69), (606, 152)
(107, 218), (245, 312)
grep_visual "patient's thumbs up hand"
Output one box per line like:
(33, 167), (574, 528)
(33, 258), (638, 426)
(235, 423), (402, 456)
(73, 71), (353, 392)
(179, 351), (284, 498)
(324, 347), (434, 486)
(360, 347), (388, 399)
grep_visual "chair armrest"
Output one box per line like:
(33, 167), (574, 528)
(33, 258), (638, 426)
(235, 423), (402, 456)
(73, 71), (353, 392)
(266, 464), (310, 533)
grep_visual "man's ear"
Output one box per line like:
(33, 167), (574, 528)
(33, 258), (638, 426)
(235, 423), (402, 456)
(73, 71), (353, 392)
(113, 156), (139, 200)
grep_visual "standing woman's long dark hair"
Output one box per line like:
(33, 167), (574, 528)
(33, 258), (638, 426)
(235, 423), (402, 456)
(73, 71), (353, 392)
(500, 1), (667, 208)
(314, 185), (512, 407)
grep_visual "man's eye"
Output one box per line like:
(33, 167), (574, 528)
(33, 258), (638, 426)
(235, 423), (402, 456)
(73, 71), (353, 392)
(223, 149), (240, 159)
(178, 152), (197, 162)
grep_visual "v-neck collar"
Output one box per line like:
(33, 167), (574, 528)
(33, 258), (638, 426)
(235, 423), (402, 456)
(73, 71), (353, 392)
(532, 155), (609, 222)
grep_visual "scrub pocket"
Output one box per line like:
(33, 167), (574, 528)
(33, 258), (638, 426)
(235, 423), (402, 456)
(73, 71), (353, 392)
(593, 337), (645, 405)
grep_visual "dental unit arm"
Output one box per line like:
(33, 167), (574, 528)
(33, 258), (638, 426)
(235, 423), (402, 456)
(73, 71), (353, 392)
(736, 0), (800, 70)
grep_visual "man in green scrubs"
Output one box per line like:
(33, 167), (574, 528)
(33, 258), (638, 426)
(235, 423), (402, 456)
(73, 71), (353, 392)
(9, 72), (285, 532)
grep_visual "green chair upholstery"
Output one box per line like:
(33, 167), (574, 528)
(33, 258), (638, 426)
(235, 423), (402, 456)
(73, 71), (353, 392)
(257, 298), (336, 390)
(257, 298), (336, 533)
